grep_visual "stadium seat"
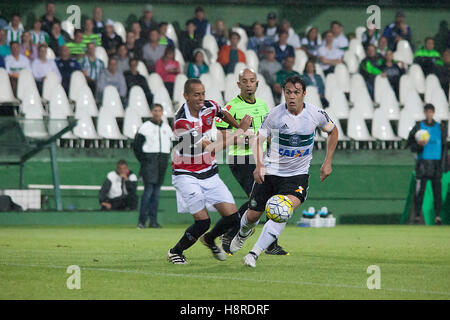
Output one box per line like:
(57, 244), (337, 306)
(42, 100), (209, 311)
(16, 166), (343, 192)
(137, 60), (149, 77)
(46, 47), (56, 60)
(175, 48), (186, 73)
(430, 86), (449, 121)
(61, 20), (74, 39)
(378, 91), (400, 120)
(73, 115), (100, 146)
(75, 85), (98, 118)
(206, 85), (225, 106)
(393, 40), (414, 65)
(355, 26), (366, 42)
(20, 90), (45, 118)
(202, 34), (219, 62)
(209, 62), (226, 92)
(256, 72), (267, 86)
(348, 39), (366, 61)
(372, 108), (400, 141)
(304, 85), (323, 109)
(101, 86), (125, 117)
(328, 87), (350, 120)
(17, 69), (39, 102)
(325, 73), (339, 101)
(49, 84), (73, 119)
(147, 72), (166, 93)
(245, 50), (259, 72)
(255, 83), (275, 109)
(23, 113), (48, 140)
(399, 74), (415, 105)
(0, 68), (19, 105)
(200, 73), (213, 89)
(232, 27), (248, 52)
(113, 21), (126, 42)
(153, 90), (174, 118)
(123, 106), (143, 139)
(233, 62), (248, 75)
(42, 71), (61, 102)
(424, 74), (442, 103)
(127, 85), (151, 117)
(69, 70), (88, 102)
(347, 108), (374, 144)
(173, 74), (188, 107)
(408, 64), (425, 94)
(349, 73), (371, 104)
(224, 73), (240, 102)
(374, 75), (397, 105)
(95, 46), (109, 67)
(167, 23), (179, 48)
(398, 108), (416, 139)
(334, 63), (350, 93)
(403, 90), (425, 121)
(97, 106), (127, 143)
(315, 63), (326, 81)
(293, 49), (308, 74)
(343, 51), (359, 74)
(352, 89), (374, 119)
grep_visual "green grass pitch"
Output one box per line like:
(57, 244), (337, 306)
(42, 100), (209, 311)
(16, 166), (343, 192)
(0, 224), (449, 300)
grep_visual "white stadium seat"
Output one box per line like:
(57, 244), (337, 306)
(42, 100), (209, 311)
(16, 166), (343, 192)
(408, 63), (425, 94)
(49, 84), (73, 119)
(46, 47), (56, 60)
(399, 74), (415, 105)
(347, 108), (374, 142)
(393, 40), (414, 65)
(137, 60), (149, 77)
(372, 108), (399, 141)
(232, 27), (248, 52)
(123, 106), (143, 139)
(42, 71), (61, 102)
(403, 90), (425, 121)
(73, 115), (100, 141)
(209, 62), (226, 92)
(293, 49), (308, 74)
(350, 73), (370, 104)
(255, 83), (275, 109)
(378, 91), (400, 120)
(355, 26), (366, 42)
(430, 86), (449, 121)
(233, 62), (247, 76)
(127, 85), (151, 117)
(304, 86), (323, 109)
(75, 85), (98, 118)
(352, 89), (374, 120)
(69, 70), (88, 101)
(200, 73), (214, 89)
(425, 74), (442, 103)
(334, 63), (350, 93)
(0, 68), (19, 105)
(167, 23), (179, 48)
(173, 74), (188, 107)
(17, 69), (39, 101)
(202, 34), (219, 62)
(101, 85), (125, 117)
(95, 46), (109, 67)
(398, 108), (417, 139)
(245, 50), (259, 72)
(343, 51), (359, 74)
(175, 48), (186, 73)
(97, 106), (127, 141)
(113, 21), (126, 42)
(321, 109), (349, 141)
(153, 90), (174, 118)
(225, 73), (240, 102)
(20, 90), (45, 118)
(328, 87), (349, 120)
(348, 39), (366, 61)
(61, 20), (74, 39)
(325, 73), (339, 101)
(205, 85), (225, 106)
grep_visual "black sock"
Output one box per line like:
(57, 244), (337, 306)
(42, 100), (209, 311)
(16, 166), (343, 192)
(267, 238), (278, 251)
(204, 212), (240, 245)
(171, 219), (211, 254)
(224, 202), (248, 239)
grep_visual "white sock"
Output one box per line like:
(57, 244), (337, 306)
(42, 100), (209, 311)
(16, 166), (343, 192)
(252, 220), (287, 256)
(240, 210), (259, 237)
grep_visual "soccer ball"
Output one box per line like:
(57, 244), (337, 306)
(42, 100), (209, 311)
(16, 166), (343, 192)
(415, 129), (430, 144)
(265, 195), (294, 223)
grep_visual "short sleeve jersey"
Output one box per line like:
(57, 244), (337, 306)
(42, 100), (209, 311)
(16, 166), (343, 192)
(259, 102), (335, 176)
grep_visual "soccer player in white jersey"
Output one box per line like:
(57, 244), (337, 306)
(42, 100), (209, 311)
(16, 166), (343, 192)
(230, 75), (338, 267)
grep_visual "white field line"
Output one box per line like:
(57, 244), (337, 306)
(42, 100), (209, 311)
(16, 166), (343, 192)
(1, 262), (450, 297)
(28, 184), (176, 191)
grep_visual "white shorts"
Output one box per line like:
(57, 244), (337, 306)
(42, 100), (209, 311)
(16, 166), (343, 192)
(172, 173), (235, 214)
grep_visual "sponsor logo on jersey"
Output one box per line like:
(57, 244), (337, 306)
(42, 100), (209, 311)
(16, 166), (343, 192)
(278, 147), (311, 158)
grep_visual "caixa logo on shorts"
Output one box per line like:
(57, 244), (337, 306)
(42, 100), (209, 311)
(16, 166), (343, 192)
(278, 147), (311, 158)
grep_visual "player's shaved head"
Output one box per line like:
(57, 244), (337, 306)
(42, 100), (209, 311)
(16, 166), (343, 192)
(238, 68), (257, 81)
(237, 68), (258, 102)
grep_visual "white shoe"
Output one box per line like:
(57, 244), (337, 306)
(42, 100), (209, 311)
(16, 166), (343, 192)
(167, 249), (187, 264)
(199, 234), (227, 261)
(243, 252), (258, 268)
(230, 228), (255, 253)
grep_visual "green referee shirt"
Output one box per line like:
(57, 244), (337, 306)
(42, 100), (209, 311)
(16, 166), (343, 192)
(215, 95), (269, 156)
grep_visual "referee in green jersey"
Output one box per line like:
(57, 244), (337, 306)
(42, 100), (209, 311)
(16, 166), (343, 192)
(215, 68), (288, 255)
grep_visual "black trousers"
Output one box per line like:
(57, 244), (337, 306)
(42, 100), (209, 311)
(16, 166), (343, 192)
(101, 194), (138, 211)
(414, 160), (442, 218)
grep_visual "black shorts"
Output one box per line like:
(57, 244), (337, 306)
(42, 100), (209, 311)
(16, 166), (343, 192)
(248, 174), (309, 212)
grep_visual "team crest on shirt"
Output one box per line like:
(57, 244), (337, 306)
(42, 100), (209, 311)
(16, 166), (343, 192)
(206, 116), (213, 126)
(289, 135), (300, 146)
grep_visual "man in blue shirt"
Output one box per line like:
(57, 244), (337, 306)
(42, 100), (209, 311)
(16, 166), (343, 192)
(382, 10), (412, 51)
(407, 104), (448, 225)
(192, 7), (210, 40)
(55, 45), (81, 93)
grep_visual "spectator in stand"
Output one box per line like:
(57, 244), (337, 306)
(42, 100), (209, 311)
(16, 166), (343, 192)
(82, 18), (102, 47)
(139, 4), (158, 40)
(360, 44), (385, 99)
(274, 30), (295, 64)
(102, 19), (123, 56)
(258, 46), (282, 88)
(92, 6), (105, 35)
(56, 45), (82, 93)
(264, 12), (279, 42)
(331, 21), (349, 51)
(377, 36), (388, 57)
(66, 29), (86, 60)
(0, 55), (4, 69)
(31, 43), (62, 93)
(273, 55), (300, 101)
(217, 31), (246, 74)
(211, 19), (228, 49)
(20, 32), (37, 62)
(179, 19), (201, 63)
(248, 22), (272, 60)
(435, 49), (449, 97)
(193, 7), (211, 39)
(155, 46), (180, 98)
(142, 29), (166, 73)
(301, 27), (322, 62)
(274, 20), (301, 49)
(131, 22), (146, 52)
(187, 49), (209, 79)
(0, 29), (11, 57)
(434, 20), (449, 54)
(158, 22), (175, 47)
(302, 59), (328, 108)
(116, 44), (130, 74)
(125, 31), (142, 60)
(124, 58), (153, 105)
(5, 14), (23, 44)
(382, 10), (412, 51)
(5, 42), (31, 94)
(0, 9), (7, 30)
(80, 42), (105, 95)
(318, 30), (344, 75)
(361, 27), (381, 48)
(99, 160), (138, 211)
(96, 56), (127, 103)
(48, 21), (69, 57)
(414, 37), (444, 76)
(30, 20), (49, 45)
(382, 49), (406, 99)
(41, 2), (60, 35)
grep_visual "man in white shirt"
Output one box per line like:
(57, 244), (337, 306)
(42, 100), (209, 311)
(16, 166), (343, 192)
(5, 41), (31, 94)
(331, 20), (349, 51)
(31, 43), (62, 92)
(274, 20), (301, 49)
(318, 30), (344, 75)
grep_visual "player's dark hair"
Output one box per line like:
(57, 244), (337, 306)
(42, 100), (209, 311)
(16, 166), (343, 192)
(186, 19), (195, 26)
(424, 36), (434, 43)
(151, 103), (163, 110)
(184, 78), (203, 94)
(230, 31), (241, 40)
(282, 76), (306, 92)
(330, 20), (342, 27)
(117, 159), (128, 166)
(195, 6), (204, 13)
(424, 103), (435, 112)
(74, 29), (83, 36)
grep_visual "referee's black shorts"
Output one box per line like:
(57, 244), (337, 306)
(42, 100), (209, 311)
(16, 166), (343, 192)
(248, 174), (309, 212)
(228, 155), (255, 196)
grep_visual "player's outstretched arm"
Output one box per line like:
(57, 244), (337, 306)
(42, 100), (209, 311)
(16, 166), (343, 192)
(320, 126), (338, 182)
(221, 109), (241, 129)
(204, 115), (253, 153)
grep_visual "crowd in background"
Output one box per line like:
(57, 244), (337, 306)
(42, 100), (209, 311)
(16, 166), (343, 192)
(0, 3), (449, 108)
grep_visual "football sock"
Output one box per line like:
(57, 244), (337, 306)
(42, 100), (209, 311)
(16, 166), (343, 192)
(240, 210), (260, 237)
(171, 218), (211, 254)
(252, 220), (287, 256)
(204, 212), (240, 245)
(222, 202), (248, 239)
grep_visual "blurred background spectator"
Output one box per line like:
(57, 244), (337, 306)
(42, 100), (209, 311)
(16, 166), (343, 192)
(96, 56), (127, 103)
(302, 60), (328, 108)
(31, 43), (61, 93)
(179, 19), (201, 63)
(155, 46), (180, 98)
(80, 42), (105, 94)
(20, 32), (37, 62)
(56, 45), (81, 93)
(248, 22), (272, 60)
(414, 37), (443, 76)
(360, 44), (385, 99)
(218, 31), (246, 74)
(102, 19), (123, 56)
(258, 45), (282, 89)
(124, 58), (153, 104)
(318, 30), (344, 75)
(211, 19), (228, 49)
(383, 10), (412, 50)
(142, 28), (165, 73)
(139, 5), (158, 39)
(187, 48), (209, 79)
(274, 30), (295, 63)
(192, 7), (211, 40)
(301, 27), (322, 62)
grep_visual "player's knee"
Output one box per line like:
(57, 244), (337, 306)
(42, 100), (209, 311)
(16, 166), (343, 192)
(224, 211), (241, 226)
